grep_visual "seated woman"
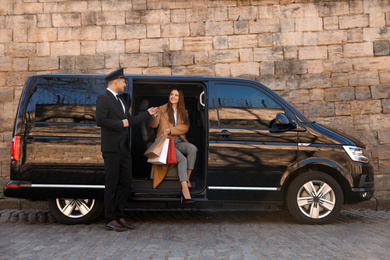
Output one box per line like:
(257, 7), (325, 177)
(150, 89), (197, 203)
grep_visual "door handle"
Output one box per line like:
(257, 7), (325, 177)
(215, 130), (232, 138)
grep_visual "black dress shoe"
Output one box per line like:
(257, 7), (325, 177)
(118, 218), (136, 230)
(105, 220), (127, 232)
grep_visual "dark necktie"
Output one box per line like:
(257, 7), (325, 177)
(116, 96), (124, 116)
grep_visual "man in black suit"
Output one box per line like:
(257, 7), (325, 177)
(96, 68), (158, 232)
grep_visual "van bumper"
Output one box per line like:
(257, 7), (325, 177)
(349, 164), (375, 203)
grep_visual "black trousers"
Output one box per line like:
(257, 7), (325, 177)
(102, 151), (132, 224)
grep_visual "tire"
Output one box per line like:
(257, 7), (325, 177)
(286, 172), (343, 224)
(48, 198), (103, 225)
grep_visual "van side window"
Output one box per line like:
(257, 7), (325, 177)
(87, 78), (111, 122)
(34, 79), (87, 123)
(214, 84), (284, 129)
(208, 85), (219, 127)
(30, 78), (107, 124)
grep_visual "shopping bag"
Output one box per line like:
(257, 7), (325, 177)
(144, 134), (167, 159)
(147, 138), (169, 165)
(166, 137), (177, 164)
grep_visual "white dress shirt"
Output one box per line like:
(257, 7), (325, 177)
(107, 88), (125, 114)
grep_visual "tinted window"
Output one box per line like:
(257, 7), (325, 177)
(28, 77), (108, 124)
(208, 84), (219, 127)
(212, 83), (284, 128)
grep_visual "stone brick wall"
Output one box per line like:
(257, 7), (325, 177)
(0, 0), (389, 194)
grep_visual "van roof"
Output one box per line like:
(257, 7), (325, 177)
(28, 74), (260, 84)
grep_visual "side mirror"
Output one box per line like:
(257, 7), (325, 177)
(275, 113), (297, 130)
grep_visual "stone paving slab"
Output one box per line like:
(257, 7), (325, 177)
(0, 209), (389, 259)
(377, 197), (390, 210)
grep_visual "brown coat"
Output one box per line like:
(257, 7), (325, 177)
(150, 103), (189, 142)
(149, 103), (190, 188)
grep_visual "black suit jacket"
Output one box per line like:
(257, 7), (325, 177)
(96, 90), (150, 152)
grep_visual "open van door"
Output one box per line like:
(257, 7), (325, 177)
(130, 79), (208, 194)
(206, 81), (299, 202)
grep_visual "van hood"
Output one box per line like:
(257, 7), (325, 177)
(313, 123), (366, 148)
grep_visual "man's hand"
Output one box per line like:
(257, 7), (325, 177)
(122, 119), (129, 127)
(147, 107), (159, 116)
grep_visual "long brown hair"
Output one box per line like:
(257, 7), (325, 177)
(167, 89), (189, 125)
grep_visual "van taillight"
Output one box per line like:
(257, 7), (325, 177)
(5, 183), (19, 188)
(11, 136), (20, 161)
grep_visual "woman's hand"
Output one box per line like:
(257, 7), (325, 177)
(163, 128), (171, 135)
(147, 107), (159, 116)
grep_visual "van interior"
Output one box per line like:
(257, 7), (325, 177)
(131, 80), (207, 195)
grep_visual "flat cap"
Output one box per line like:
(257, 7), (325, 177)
(105, 68), (125, 82)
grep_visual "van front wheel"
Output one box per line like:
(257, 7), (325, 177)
(48, 198), (103, 224)
(287, 172), (343, 224)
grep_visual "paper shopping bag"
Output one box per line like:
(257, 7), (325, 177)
(147, 138), (169, 165)
(144, 134), (167, 159)
(166, 137), (177, 164)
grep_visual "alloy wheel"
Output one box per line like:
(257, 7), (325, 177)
(55, 198), (96, 219)
(296, 180), (336, 219)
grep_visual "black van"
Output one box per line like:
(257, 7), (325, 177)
(4, 74), (374, 224)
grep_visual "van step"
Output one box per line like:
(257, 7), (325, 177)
(131, 193), (206, 201)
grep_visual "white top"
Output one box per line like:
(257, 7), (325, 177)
(173, 108), (178, 126)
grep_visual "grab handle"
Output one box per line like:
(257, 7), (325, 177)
(199, 91), (205, 107)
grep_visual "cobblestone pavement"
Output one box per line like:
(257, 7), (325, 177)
(0, 209), (389, 259)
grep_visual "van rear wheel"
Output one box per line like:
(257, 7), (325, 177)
(48, 198), (103, 224)
(287, 172), (343, 224)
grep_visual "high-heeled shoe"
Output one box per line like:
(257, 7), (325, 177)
(180, 192), (194, 203)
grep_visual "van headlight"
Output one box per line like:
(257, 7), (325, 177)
(343, 146), (369, 163)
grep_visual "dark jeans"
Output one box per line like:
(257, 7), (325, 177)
(102, 151), (132, 224)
